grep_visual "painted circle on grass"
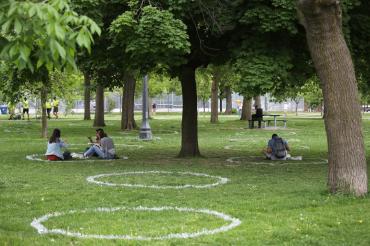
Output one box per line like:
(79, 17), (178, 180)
(31, 206), (241, 240)
(113, 136), (162, 141)
(151, 130), (179, 135)
(86, 171), (229, 189)
(26, 154), (128, 162)
(226, 156), (327, 166)
(69, 143), (143, 149)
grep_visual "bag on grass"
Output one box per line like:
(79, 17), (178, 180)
(272, 137), (286, 158)
(63, 151), (72, 160)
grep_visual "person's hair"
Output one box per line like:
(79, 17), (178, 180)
(24, 97), (27, 100)
(272, 133), (278, 139)
(49, 128), (61, 143)
(96, 128), (107, 138)
(53, 96), (56, 100)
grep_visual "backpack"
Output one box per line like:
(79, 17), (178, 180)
(272, 137), (286, 158)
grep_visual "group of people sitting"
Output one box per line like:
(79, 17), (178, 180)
(44, 128), (290, 162)
(45, 128), (116, 161)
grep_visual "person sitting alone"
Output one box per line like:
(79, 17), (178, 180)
(45, 128), (71, 161)
(84, 128), (116, 159)
(251, 105), (263, 128)
(264, 133), (290, 160)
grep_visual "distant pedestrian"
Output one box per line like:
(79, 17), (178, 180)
(7, 101), (15, 120)
(52, 97), (59, 119)
(46, 99), (52, 119)
(152, 103), (157, 115)
(22, 97), (29, 120)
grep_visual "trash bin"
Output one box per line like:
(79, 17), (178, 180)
(0, 105), (8, 114)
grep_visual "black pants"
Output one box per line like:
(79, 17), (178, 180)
(251, 115), (263, 128)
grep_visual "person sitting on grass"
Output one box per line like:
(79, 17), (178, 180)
(264, 133), (290, 160)
(45, 128), (71, 161)
(84, 128), (116, 159)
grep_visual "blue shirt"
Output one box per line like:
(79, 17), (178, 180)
(45, 139), (68, 159)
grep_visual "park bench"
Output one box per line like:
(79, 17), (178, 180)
(265, 119), (287, 128)
(248, 119), (266, 129)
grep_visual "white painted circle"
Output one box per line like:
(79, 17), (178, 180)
(226, 156), (327, 166)
(86, 171), (229, 189)
(26, 154), (128, 162)
(229, 138), (258, 143)
(69, 143), (143, 149)
(31, 206), (241, 240)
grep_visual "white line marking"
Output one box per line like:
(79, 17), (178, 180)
(26, 154), (128, 162)
(86, 171), (229, 189)
(31, 206), (241, 240)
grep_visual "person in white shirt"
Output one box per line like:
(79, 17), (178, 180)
(45, 128), (69, 161)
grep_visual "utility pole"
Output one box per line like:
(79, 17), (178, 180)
(139, 75), (152, 140)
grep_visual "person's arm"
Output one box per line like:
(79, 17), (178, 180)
(59, 139), (68, 148)
(285, 144), (290, 152)
(284, 140), (290, 151)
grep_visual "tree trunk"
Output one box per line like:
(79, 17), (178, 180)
(299, 0), (367, 196)
(225, 86), (232, 114)
(295, 100), (299, 116)
(253, 96), (261, 108)
(40, 84), (48, 138)
(240, 97), (252, 121)
(178, 66), (200, 157)
(83, 71), (91, 120)
(93, 83), (106, 127)
(219, 95), (223, 113)
(210, 73), (219, 123)
(121, 74), (137, 130)
(148, 97), (153, 119)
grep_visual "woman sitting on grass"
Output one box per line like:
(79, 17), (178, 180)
(45, 128), (70, 161)
(84, 128), (116, 159)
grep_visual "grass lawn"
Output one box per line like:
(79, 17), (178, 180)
(1, 112), (370, 245)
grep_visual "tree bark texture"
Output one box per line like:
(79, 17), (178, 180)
(40, 84), (48, 138)
(210, 73), (219, 123)
(224, 86), (232, 115)
(179, 66), (200, 157)
(299, 0), (367, 196)
(253, 96), (261, 108)
(93, 83), (106, 127)
(148, 97), (153, 119)
(121, 75), (137, 130)
(240, 97), (252, 121)
(83, 72), (91, 120)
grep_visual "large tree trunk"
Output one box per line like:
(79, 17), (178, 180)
(40, 84), (48, 138)
(210, 73), (219, 123)
(224, 86), (232, 115)
(253, 96), (261, 108)
(299, 0), (367, 196)
(240, 97), (252, 121)
(83, 72), (91, 120)
(121, 75), (137, 130)
(179, 66), (200, 157)
(93, 83), (106, 127)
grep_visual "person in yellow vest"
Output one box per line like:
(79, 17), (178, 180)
(7, 101), (15, 120)
(22, 97), (29, 120)
(52, 97), (59, 119)
(45, 99), (52, 119)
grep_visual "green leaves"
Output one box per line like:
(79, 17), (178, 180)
(110, 6), (190, 72)
(0, 0), (101, 73)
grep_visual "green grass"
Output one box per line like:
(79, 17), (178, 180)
(1, 112), (370, 245)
